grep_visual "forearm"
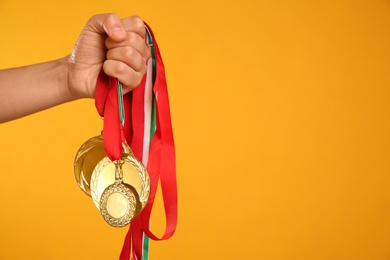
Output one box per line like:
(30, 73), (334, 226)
(0, 57), (74, 123)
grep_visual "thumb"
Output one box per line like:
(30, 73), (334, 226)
(87, 13), (126, 42)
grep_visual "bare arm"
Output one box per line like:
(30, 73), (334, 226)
(0, 58), (70, 123)
(0, 13), (150, 123)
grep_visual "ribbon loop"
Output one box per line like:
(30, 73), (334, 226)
(95, 76), (124, 161)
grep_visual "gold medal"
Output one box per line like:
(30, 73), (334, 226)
(73, 135), (106, 197)
(74, 135), (150, 227)
(99, 159), (137, 227)
(92, 142), (150, 227)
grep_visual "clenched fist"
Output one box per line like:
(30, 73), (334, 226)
(68, 14), (151, 98)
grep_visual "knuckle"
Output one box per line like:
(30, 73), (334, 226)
(125, 32), (137, 45)
(107, 13), (118, 19)
(102, 61), (112, 75)
(130, 15), (144, 27)
(145, 48), (152, 60)
(123, 46), (135, 59)
(133, 72), (144, 86)
(140, 62), (148, 74)
(115, 62), (128, 75)
(130, 16), (145, 34)
(125, 71), (143, 88)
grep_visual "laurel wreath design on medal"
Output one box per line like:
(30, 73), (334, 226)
(90, 157), (110, 208)
(90, 147), (150, 227)
(91, 154), (150, 210)
(99, 182), (137, 227)
(90, 178), (100, 209)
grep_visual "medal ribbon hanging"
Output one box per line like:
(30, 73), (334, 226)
(95, 23), (178, 260)
(140, 23), (178, 241)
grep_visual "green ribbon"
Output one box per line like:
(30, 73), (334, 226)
(117, 80), (125, 126)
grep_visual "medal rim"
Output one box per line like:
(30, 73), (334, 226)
(99, 182), (137, 227)
(73, 135), (105, 197)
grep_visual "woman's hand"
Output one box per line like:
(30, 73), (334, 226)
(67, 13), (151, 98)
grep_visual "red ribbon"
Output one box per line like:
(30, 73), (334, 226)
(140, 27), (178, 240)
(95, 71), (124, 161)
(95, 23), (178, 260)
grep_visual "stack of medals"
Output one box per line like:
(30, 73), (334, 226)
(73, 25), (177, 259)
(73, 80), (150, 227)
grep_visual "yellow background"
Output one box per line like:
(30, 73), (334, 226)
(1, 0), (390, 259)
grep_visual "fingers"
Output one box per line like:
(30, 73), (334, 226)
(86, 13), (126, 42)
(121, 16), (147, 38)
(102, 15), (151, 93)
(106, 41), (147, 72)
(103, 48), (147, 90)
(105, 32), (151, 63)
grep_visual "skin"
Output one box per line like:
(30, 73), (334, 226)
(0, 13), (151, 123)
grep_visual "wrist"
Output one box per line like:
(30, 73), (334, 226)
(66, 54), (100, 100)
(56, 56), (76, 103)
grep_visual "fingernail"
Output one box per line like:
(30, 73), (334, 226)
(110, 27), (125, 38)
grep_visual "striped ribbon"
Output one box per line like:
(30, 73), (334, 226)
(95, 23), (177, 260)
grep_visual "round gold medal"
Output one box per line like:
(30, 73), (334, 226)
(99, 160), (138, 227)
(74, 135), (150, 227)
